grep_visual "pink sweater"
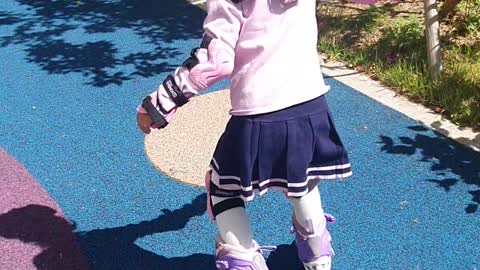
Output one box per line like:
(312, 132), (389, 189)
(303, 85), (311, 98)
(140, 0), (329, 116)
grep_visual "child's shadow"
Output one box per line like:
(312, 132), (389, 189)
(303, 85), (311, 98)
(0, 192), (304, 270)
(76, 193), (214, 270)
(267, 243), (304, 270)
(0, 193), (215, 270)
(79, 192), (304, 270)
(0, 204), (90, 270)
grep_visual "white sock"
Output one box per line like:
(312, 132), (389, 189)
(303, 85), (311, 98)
(211, 195), (253, 250)
(288, 185), (325, 231)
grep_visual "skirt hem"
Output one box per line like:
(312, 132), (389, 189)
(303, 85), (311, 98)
(209, 163), (352, 201)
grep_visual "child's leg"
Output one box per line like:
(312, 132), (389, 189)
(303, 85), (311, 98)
(206, 171), (269, 270)
(211, 195), (253, 249)
(289, 185), (325, 230)
(288, 185), (334, 270)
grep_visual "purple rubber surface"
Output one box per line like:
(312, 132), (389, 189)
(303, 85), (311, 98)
(0, 148), (89, 270)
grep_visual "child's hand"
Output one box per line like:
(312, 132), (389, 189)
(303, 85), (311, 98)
(137, 112), (153, 134)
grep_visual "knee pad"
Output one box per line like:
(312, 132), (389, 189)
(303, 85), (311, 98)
(214, 235), (270, 270)
(205, 170), (245, 221)
(292, 214), (335, 264)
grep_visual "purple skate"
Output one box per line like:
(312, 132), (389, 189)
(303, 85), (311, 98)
(292, 214), (336, 270)
(214, 235), (272, 270)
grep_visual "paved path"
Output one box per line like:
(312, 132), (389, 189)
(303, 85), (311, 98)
(0, 0), (479, 269)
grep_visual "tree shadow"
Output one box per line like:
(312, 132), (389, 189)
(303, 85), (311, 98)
(0, 0), (206, 87)
(0, 193), (214, 270)
(378, 125), (480, 214)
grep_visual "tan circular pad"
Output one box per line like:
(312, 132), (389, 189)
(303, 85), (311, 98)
(144, 90), (231, 187)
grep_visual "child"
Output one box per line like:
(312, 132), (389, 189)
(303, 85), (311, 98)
(136, 0), (360, 268)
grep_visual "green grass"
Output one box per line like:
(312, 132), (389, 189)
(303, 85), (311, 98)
(435, 55), (480, 124)
(376, 60), (429, 99)
(317, 3), (480, 127)
(458, 0), (480, 35)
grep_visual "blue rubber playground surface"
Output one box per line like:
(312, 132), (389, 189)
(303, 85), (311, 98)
(0, 1), (479, 269)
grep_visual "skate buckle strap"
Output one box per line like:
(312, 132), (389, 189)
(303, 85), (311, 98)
(324, 214), (335, 224)
(215, 260), (229, 269)
(259, 245), (277, 253)
(290, 214), (335, 235)
(215, 246), (276, 270)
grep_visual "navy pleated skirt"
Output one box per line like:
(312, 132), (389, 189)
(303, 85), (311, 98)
(209, 95), (351, 201)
